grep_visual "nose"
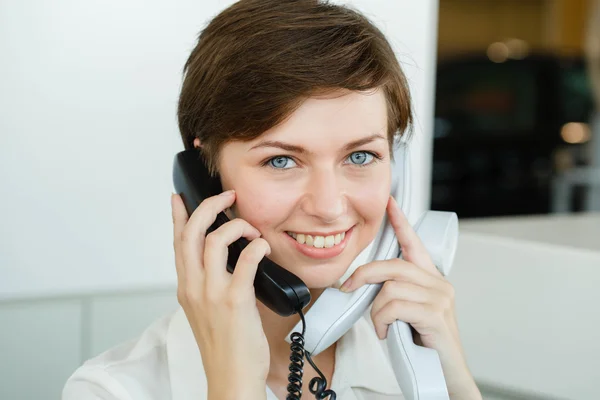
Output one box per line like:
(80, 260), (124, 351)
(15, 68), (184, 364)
(301, 169), (346, 223)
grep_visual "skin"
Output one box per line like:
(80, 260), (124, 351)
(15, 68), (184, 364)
(171, 89), (481, 399)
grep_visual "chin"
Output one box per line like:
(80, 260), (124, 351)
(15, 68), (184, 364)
(295, 267), (347, 290)
(276, 252), (360, 290)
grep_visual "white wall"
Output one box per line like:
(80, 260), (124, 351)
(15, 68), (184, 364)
(0, 0), (438, 300)
(0, 289), (179, 400)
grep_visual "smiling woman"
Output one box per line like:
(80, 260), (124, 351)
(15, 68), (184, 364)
(62, 1), (481, 400)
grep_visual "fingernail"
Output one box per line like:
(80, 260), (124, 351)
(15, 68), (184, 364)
(220, 189), (235, 196)
(340, 278), (352, 292)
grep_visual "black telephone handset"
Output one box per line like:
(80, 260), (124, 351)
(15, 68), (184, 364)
(173, 149), (311, 317)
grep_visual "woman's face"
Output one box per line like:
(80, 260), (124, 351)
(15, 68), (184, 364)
(215, 89), (391, 289)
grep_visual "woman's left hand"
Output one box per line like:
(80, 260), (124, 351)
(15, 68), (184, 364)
(339, 196), (481, 400)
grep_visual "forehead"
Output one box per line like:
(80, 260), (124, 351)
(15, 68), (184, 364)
(259, 89), (388, 146)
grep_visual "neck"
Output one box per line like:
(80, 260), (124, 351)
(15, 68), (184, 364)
(257, 288), (326, 376)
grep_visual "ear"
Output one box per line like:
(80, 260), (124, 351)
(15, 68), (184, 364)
(193, 138), (203, 149)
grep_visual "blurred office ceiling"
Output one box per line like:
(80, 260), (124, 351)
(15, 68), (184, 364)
(438, 0), (589, 59)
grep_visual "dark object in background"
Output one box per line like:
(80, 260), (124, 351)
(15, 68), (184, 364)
(432, 53), (594, 218)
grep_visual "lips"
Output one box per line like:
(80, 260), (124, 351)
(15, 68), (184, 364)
(285, 231), (346, 248)
(284, 226), (354, 260)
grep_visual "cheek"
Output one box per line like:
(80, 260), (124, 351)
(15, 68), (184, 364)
(228, 179), (294, 231)
(353, 171), (391, 224)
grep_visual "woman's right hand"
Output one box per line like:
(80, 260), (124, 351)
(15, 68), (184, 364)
(171, 190), (271, 400)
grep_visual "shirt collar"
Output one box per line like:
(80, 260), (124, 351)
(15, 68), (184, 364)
(332, 314), (403, 396)
(165, 308), (402, 399)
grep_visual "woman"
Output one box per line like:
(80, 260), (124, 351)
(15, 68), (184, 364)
(63, 1), (481, 399)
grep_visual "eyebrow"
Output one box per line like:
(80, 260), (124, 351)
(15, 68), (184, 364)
(249, 133), (386, 154)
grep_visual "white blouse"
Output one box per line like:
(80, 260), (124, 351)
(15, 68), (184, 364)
(62, 307), (404, 399)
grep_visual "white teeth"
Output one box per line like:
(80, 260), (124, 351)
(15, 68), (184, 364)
(324, 235), (334, 248)
(313, 236), (324, 248)
(334, 233), (341, 245)
(288, 230), (348, 248)
(305, 235), (314, 246)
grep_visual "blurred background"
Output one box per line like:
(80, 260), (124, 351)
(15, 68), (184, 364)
(431, 3), (600, 400)
(0, 1), (598, 399)
(432, 0), (600, 218)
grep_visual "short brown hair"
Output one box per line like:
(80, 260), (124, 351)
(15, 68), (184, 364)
(177, 0), (413, 175)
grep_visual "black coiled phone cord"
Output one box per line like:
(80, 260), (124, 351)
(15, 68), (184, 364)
(286, 309), (337, 400)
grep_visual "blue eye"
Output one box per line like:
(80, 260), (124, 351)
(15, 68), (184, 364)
(347, 151), (374, 166)
(268, 156), (297, 169)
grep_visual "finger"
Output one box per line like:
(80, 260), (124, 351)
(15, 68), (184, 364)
(387, 196), (437, 274)
(179, 190), (237, 283)
(370, 280), (433, 320)
(230, 237), (271, 292)
(371, 299), (431, 340)
(341, 259), (442, 292)
(171, 193), (189, 281)
(203, 218), (262, 287)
